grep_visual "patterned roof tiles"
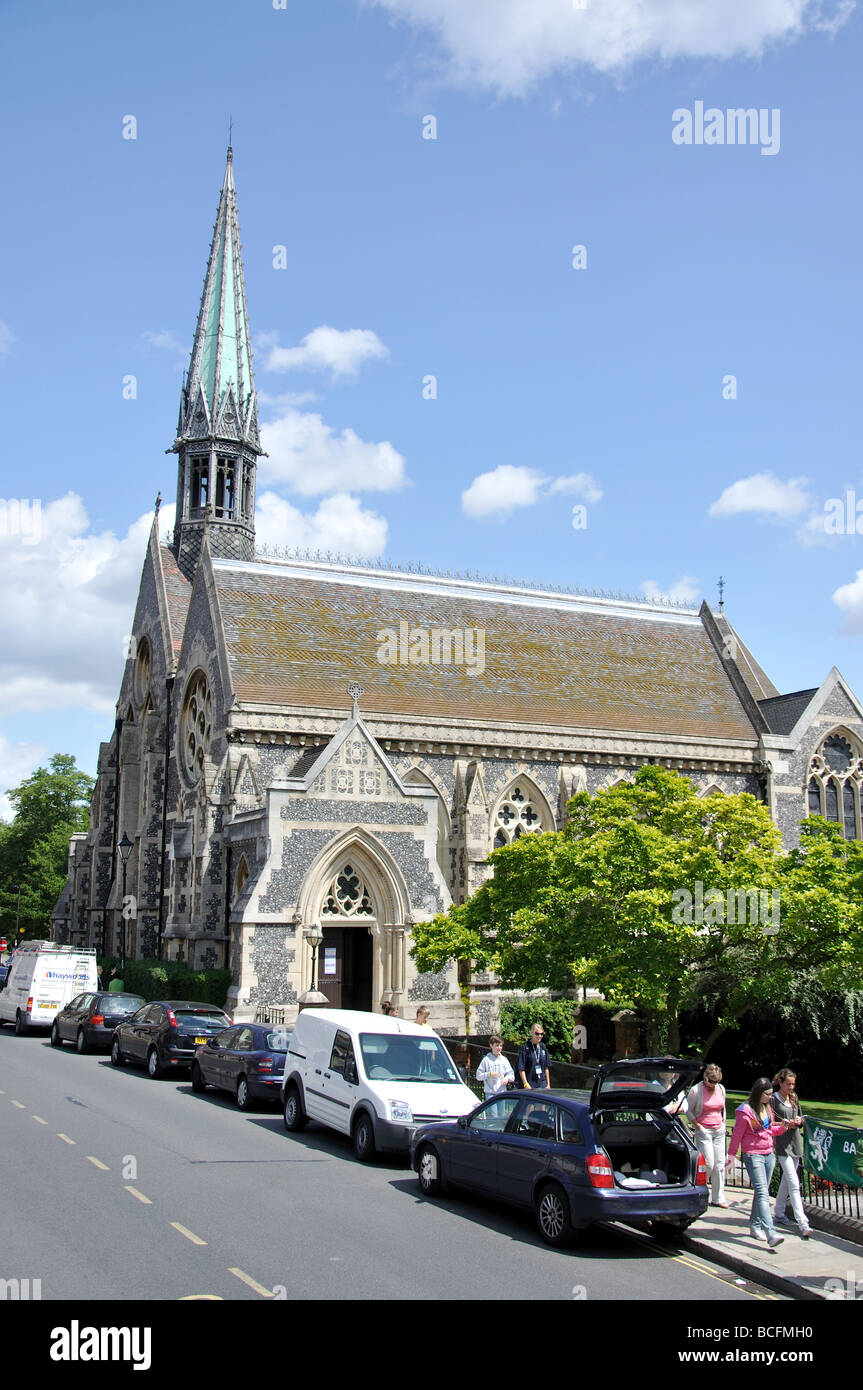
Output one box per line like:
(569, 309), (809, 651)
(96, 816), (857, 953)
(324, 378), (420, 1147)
(212, 560), (760, 741)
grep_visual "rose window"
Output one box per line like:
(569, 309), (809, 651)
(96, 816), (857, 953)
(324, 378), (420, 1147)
(493, 783), (547, 848)
(321, 863), (374, 918)
(180, 672), (212, 784)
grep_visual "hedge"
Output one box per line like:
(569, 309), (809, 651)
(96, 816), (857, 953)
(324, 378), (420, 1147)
(100, 958), (231, 1010)
(499, 999), (575, 1062)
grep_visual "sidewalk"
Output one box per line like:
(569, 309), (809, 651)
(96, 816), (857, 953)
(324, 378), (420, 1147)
(678, 1194), (863, 1300)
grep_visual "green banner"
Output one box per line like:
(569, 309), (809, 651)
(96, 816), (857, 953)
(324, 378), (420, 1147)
(803, 1117), (863, 1188)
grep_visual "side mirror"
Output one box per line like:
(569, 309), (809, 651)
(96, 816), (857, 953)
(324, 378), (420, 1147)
(458, 1114), (469, 1129)
(207, 1038), (218, 1048)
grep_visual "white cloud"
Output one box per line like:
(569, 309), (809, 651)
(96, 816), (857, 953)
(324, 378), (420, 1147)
(642, 574), (701, 606)
(363, 0), (850, 96)
(264, 326), (389, 380)
(0, 320), (14, 360)
(0, 494), (173, 722)
(832, 570), (863, 633)
(255, 490), (388, 557)
(141, 330), (187, 367)
(260, 407), (407, 496)
(257, 389), (321, 409)
(462, 465), (602, 519)
(708, 473), (813, 521)
(0, 735), (49, 822)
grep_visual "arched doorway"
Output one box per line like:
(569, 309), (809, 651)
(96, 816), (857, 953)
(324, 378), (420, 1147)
(296, 834), (411, 1011)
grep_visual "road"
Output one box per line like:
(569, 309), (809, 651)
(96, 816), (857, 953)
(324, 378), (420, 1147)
(0, 1026), (782, 1302)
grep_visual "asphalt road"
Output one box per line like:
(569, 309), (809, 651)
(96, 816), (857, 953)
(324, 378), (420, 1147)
(0, 1026), (782, 1303)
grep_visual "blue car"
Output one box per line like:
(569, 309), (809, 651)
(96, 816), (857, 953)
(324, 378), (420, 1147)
(410, 1057), (708, 1247)
(191, 1021), (293, 1110)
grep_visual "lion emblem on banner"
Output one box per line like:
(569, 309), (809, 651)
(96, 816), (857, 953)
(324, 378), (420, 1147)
(808, 1125), (834, 1173)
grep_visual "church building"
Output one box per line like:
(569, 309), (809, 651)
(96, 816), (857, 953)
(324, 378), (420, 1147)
(53, 151), (863, 1028)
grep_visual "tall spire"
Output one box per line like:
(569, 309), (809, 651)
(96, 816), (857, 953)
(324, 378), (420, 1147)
(173, 147), (262, 580)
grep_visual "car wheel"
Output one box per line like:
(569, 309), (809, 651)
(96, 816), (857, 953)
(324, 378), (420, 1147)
(190, 1062), (206, 1094)
(352, 1111), (376, 1163)
(15, 1011), (27, 1037)
(110, 1037), (125, 1066)
(236, 1076), (255, 1111)
(51, 1021), (63, 1047)
(76, 1028), (89, 1055)
(283, 1086), (307, 1132)
(147, 1048), (163, 1080)
(536, 1182), (574, 1247)
(417, 1144), (443, 1196)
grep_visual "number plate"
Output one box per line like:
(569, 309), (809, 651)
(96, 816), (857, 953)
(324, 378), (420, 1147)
(194, 1037), (208, 1045)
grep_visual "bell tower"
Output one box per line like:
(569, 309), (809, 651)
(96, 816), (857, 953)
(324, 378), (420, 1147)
(172, 147), (262, 579)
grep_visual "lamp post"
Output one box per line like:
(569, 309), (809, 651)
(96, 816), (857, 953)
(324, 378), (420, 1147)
(117, 832), (133, 978)
(299, 922), (328, 1009)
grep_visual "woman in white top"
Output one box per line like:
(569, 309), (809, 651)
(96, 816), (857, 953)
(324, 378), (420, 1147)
(686, 1063), (728, 1207)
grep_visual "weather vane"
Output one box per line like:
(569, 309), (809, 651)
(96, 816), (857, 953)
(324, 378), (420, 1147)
(718, 576), (725, 613)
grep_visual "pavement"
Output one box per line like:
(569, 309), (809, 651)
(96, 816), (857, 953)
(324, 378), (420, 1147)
(678, 1191), (863, 1300)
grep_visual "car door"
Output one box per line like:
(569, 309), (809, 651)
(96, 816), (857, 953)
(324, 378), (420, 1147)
(131, 1004), (162, 1061)
(199, 1027), (234, 1089)
(495, 1097), (559, 1206)
(446, 1094), (523, 1194)
(59, 994), (86, 1041)
(316, 1028), (359, 1134)
(223, 1027), (255, 1094)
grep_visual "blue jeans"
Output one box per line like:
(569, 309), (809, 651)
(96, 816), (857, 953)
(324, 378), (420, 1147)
(744, 1152), (776, 1238)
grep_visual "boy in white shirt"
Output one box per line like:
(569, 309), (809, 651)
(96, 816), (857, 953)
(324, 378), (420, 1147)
(476, 1035), (514, 1099)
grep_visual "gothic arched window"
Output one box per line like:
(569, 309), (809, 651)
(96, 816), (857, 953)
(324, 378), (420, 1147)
(180, 671), (212, 785)
(492, 781), (549, 848)
(807, 732), (863, 840)
(321, 863), (374, 918)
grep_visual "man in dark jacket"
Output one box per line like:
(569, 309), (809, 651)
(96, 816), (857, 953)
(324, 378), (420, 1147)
(517, 1023), (551, 1090)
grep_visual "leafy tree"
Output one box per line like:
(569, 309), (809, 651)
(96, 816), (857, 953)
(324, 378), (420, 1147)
(412, 767), (863, 1054)
(0, 755), (94, 939)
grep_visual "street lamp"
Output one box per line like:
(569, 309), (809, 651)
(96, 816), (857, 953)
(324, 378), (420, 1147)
(117, 832), (133, 978)
(299, 921), (328, 1009)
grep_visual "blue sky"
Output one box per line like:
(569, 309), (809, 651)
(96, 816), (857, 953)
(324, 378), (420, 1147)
(0, 0), (861, 805)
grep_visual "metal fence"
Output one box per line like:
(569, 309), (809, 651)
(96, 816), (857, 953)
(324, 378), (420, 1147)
(725, 1153), (862, 1222)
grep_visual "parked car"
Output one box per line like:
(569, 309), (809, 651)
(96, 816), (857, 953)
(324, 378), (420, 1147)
(410, 1057), (708, 1247)
(51, 991), (145, 1053)
(110, 1000), (232, 1078)
(0, 941), (99, 1035)
(191, 1022), (293, 1110)
(281, 1008), (479, 1161)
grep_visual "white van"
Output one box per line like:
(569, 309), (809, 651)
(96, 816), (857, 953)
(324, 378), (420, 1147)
(281, 1009), (479, 1161)
(0, 941), (99, 1035)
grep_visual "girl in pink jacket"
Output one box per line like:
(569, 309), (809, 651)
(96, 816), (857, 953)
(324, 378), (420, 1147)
(726, 1075), (801, 1249)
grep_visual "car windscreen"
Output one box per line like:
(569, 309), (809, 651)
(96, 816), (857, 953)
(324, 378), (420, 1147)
(99, 995), (144, 1012)
(265, 1029), (291, 1053)
(358, 1033), (461, 1083)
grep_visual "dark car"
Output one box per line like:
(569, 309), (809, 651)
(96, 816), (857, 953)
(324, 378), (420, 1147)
(410, 1057), (708, 1247)
(191, 1022), (293, 1110)
(110, 1000), (232, 1079)
(50, 991), (145, 1053)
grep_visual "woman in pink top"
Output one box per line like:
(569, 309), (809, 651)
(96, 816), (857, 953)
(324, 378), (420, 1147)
(685, 1063), (727, 1207)
(726, 1075), (802, 1249)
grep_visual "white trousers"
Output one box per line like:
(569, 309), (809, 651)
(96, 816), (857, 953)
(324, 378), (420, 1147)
(775, 1153), (810, 1231)
(694, 1125), (726, 1203)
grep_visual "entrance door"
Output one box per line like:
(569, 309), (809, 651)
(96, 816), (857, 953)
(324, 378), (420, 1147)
(319, 926), (372, 1011)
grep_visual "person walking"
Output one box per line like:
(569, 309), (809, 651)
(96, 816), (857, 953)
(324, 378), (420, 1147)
(476, 1035), (514, 1099)
(414, 1005), (430, 1027)
(771, 1069), (812, 1239)
(726, 1076), (802, 1249)
(517, 1023), (551, 1091)
(686, 1063), (728, 1207)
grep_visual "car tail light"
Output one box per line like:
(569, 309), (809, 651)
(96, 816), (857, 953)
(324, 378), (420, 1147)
(696, 1153), (708, 1186)
(586, 1153), (615, 1188)
(27, 996), (33, 1012)
(166, 1009), (178, 1027)
(91, 1014), (104, 1026)
(255, 1059), (273, 1072)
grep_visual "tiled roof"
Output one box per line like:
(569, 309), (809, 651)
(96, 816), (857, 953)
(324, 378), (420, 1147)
(160, 545), (192, 657)
(758, 689), (818, 736)
(212, 559), (760, 742)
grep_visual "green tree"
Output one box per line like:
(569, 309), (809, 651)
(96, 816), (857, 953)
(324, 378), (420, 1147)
(412, 767), (863, 1054)
(0, 755), (94, 939)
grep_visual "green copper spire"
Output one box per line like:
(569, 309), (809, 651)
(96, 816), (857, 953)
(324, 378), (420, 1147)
(180, 146), (259, 445)
(173, 148), (262, 580)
